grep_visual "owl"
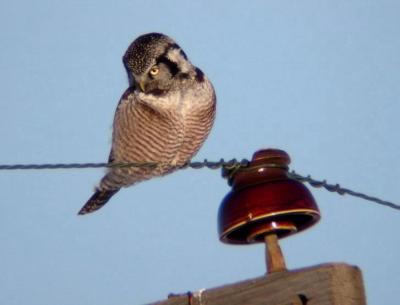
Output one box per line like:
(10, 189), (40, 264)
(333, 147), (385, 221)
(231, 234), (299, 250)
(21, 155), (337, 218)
(78, 33), (216, 215)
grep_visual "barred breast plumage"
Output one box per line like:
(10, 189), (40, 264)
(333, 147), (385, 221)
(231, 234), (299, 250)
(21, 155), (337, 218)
(102, 75), (215, 189)
(78, 33), (216, 215)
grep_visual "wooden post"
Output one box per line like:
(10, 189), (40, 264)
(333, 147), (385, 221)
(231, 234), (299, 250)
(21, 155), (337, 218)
(265, 233), (286, 273)
(147, 263), (366, 305)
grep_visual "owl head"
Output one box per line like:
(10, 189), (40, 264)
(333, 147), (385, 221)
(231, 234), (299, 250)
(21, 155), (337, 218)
(123, 33), (193, 95)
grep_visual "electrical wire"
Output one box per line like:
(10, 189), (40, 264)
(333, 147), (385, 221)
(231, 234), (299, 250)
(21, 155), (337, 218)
(0, 159), (398, 211)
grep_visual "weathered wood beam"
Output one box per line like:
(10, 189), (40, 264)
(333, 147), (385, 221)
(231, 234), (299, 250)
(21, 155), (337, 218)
(147, 263), (366, 305)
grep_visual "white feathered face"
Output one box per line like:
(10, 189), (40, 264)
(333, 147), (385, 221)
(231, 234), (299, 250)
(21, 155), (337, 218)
(123, 33), (193, 95)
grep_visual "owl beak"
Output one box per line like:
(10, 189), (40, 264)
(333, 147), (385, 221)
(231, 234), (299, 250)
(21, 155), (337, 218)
(139, 81), (146, 93)
(133, 75), (146, 93)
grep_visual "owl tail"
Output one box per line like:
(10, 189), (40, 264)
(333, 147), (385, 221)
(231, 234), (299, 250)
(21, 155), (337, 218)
(78, 188), (120, 215)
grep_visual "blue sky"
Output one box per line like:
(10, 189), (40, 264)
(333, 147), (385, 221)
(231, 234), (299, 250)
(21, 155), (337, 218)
(0, 1), (399, 304)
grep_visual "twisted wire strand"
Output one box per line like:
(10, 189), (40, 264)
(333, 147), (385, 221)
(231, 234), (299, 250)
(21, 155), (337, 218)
(0, 159), (249, 171)
(0, 162), (154, 170)
(288, 171), (400, 210)
(0, 159), (399, 211)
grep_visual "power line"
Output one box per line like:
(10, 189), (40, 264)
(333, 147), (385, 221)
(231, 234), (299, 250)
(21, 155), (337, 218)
(0, 159), (249, 171)
(288, 171), (400, 211)
(0, 159), (398, 211)
(0, 162), (156, 170)
(0, 159), (248, 170)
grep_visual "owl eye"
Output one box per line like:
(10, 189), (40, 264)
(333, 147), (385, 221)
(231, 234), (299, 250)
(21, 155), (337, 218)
(149, 66), (159, 76)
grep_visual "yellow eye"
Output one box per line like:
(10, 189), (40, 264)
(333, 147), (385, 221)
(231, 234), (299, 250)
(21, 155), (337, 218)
(149, 66), (159, 76)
